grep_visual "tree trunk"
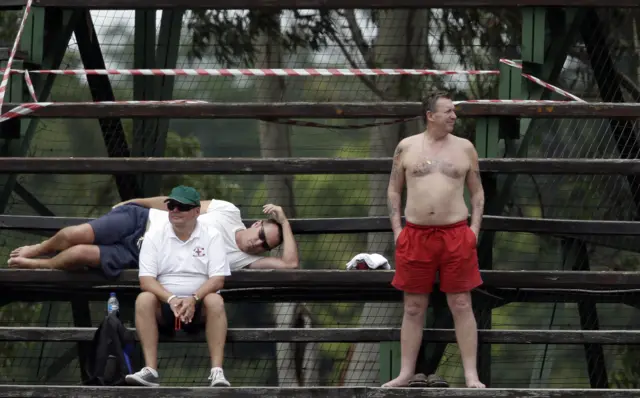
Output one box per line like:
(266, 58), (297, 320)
(342, 9), (428, 386)
(255, 15), (320, 386)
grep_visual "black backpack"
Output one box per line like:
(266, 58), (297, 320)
(84, 312), (140, 386)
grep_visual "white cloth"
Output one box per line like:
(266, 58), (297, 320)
(346, 253), (390, 270)
(138, 220), (231, 297)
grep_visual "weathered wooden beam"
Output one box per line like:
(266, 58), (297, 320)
(2, 285), (637, 305)
(4, 0), (637, 9)
(0, 385), (636, 398)
(1, 269), (639, 290)
(2, 101), (640, 119)
(1, 214), (639, 236)
(1, 327), (638, 345)
(2, 157), (640, 175)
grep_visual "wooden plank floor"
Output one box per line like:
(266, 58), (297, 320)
(0, 385), (637, 398)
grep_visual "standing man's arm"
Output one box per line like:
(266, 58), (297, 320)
(465, 143), (485, 240)
(388, 140), (406, 243)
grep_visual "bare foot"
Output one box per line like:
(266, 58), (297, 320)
(7, 256), (47, 269)
(465, 377), (486, 388)
(10, 244), (43, 259)
(382, 374), (413, 388)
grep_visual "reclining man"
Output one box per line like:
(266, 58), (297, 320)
(8, 190), (298, 277)
(125, 186), (231, 387)
(115, 195), (299, 271)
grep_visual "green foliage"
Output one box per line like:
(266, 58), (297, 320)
(0, 11), (20, 43)
(160, 131), (242, 202)
(611, 346), (640, 388)
(246, 144), (371, 385)
(89, 128), (242, 207)
(186, 10), (337, 66)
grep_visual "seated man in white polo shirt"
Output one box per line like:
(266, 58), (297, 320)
(125, 185), (231, 388)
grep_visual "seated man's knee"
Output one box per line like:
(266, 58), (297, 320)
(135, 291), (158, 312)
(203, 293), (225, 315)
(446, 292), (472, 314)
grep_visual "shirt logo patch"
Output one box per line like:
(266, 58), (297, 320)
(193, 246), (205, 257)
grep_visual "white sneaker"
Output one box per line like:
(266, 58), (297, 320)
(125, 366), (160, 387)
(208, 367), (231, 387)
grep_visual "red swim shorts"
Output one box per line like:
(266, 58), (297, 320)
(391, 220), (483, 294)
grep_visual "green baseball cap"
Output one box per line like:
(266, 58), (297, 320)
(165, 185), (200, 206)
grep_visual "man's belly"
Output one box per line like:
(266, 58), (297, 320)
(404, 177), (468, 226)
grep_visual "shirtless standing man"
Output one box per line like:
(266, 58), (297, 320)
(383, 91), (485, 389)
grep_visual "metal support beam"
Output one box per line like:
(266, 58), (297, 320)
(132, 9), (183, 197)
(488, 8), (585, 219)
(562, 239), (609, 388)
(73, 9), (139, 201)
(581, 9), (640, 216)
(132, 9), (157, 195)
(0, 8), (82, 215)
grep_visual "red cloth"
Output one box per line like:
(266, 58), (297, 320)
(392, 220), (483, 294)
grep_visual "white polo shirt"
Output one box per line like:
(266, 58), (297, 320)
(138, 220), (231, 297)
(144, 201), (263, 271)
(199, 200), (263, 271)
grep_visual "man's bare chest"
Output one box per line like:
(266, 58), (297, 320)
(405, 152), (468, 179)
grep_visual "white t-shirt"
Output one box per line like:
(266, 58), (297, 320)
(148, 208), (168, 231)
(138, 220), (231, 297)
(199, 200), (263, 271)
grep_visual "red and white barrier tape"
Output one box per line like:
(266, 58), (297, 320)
(499, 58), (585, 102)
(7, 67), (500, 77)
(0, 0), (33, 112)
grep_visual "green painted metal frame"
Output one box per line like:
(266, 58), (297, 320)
(132, 9), (183, 197)
(0, 8), (80, 215)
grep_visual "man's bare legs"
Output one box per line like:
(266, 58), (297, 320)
(203, 293), (227, 368)
(382, 292), (429, 387)
(447, 291), (485, 388)
(7, 244), (101, 270)
(130, 292), (228, 386)
(133, 293), (228, 369)
(10, 223), (96, 259)
(134, 292), (161, 370)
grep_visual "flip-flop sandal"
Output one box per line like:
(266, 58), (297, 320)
(425, 373), (449, 388)
(408, 373), (429, 387)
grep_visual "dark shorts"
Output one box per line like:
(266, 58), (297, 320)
(158, 302), (204, 336)
(88, 203), (150, 279)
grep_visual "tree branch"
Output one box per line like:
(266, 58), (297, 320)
(344, 10), (373, 68)
(328, 28), (385, 100)
(619, 70), (640, 100)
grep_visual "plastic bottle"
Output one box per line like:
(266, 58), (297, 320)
(107, 292), (119, 316)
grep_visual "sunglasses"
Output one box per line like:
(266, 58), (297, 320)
(167, 201), (197, 212)
(259, 224), (271, 251)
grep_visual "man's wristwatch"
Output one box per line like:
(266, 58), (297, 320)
(192, 293), (200, 303)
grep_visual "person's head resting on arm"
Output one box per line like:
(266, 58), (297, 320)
(164, 185), (201, 240)
(236, 213), (284, 255)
